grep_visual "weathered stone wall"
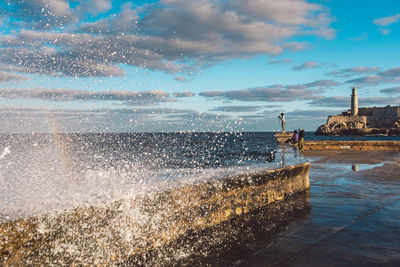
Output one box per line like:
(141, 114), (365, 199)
(325, 114), (398, 130)
(0, 163), (310, 266)
(326, 115), (367, 126)
(359, 106), (400, 119)
(135, 190), (311, 266)
(316, 106), (400, 135)
(366, 117), (397, 128)
(304, 141), (400, 151)
(274, 132), (293, 143)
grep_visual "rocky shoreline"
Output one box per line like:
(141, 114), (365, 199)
(315, 121), (400, 136)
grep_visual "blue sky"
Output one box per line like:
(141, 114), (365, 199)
(0, 0), (399, 133)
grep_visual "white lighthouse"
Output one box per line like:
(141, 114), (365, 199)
(351, 87), (358, 116)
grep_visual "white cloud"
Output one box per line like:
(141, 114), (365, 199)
(0, 107), (206, 133)
(309, 95), (400, 107)
(201, 87), (315, 102)
(174, 76), (189, 83)
(5, 0), (77, 28)
(348, 32), (367, 41)
(380, 28), (391, 35)
(269, 58), (292, 65)
(288, 79), (341, 89)
(200, 79), (340, 102)
(303, 27), (336, 40)
(0, 44), (127, 77)
(373, 14), (400, 26)
(308, 96), (348, 107)
(292, 61), (320, 71)
(78, 0), (112, 16)
(199, 91), (225, 98)
(0, 88), (172, 104)
(0, 31), (183, 75)
(359, 96), (400, 106)
(346, 67), (400, 86)
(379, 67), (400, 78)
(283, 41), (310, 51)
(173, 91), (195, 97)
(328, 66), (380, 78)
(78, 3), (139, 34)
(209, 106), (261, 113)
(380, 86), (400, 94)
(346, 75), (384, 86)
(227, 0), (329, 26)
(0, 72), (28, 82)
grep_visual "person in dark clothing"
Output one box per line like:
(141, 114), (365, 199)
(290, 130), (299, 145)
(298, 129), (305, 152)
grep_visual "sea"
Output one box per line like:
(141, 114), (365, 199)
(0, 132), (398, 265)
(0, 132), (283, 218)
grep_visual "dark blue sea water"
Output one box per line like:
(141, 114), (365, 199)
(59, 131), (400, 171)
(65, 132), (279, 169)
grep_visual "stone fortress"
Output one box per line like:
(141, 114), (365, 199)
(315, 87), (400, 135)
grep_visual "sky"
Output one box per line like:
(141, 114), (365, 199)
(0, 0), (400, 133)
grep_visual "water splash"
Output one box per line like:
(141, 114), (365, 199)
(0, 146), (10, 160)
(0, 132), (309, 265)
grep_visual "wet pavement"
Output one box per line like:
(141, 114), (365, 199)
(239, 149), (400, 266)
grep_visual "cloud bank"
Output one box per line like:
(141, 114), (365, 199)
(0, 107), (240, 133)
(199, 79), (340, 102)
(328, 66), (380, 78)
(380, 86), (400, 95)
(346, 67), (400, 86)
(292, 61), (320, 71)
(0, 88), (172, 104)
(309, 95), (400, 107)
(209, 106), (261, 113)
(0, 72), (29, 82)
(373, 14), (400, 27)
(0, 0), (335, 78)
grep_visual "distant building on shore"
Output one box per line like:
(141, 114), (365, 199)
(315, 87), (400, 135)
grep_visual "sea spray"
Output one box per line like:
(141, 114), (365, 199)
(1, 162), (310, 265)
(0, 132), (308, 265)
(0, 146), (10, 160)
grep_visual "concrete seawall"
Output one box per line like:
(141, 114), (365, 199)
(275, 132), (293, 143)
(0, 162), (310, 265)
(274, 132), (400, 151)
(304, 141), (400, 151)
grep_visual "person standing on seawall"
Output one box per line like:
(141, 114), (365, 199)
(278, 113), (285, 132)
(298, 129), (305, 152)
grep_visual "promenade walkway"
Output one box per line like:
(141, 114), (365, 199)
(239, 150), (400, 266)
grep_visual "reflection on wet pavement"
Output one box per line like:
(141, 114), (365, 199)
(351, 162), (389, 171)
(237, 149), (400, 266)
